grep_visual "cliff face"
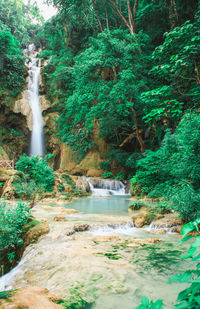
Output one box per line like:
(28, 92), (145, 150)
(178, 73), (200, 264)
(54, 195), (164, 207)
(0, 98), (31, 160)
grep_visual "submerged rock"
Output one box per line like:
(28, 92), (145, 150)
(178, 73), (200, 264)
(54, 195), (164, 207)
(93, 235), (122, 242)
(53, 215), (68, 222)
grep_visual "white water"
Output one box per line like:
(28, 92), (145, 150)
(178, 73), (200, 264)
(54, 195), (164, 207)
(0, 249), (35, 292)
(77, 177), (127, 196)
(28, 46), (44, 156)
(90, 222), (136, 236)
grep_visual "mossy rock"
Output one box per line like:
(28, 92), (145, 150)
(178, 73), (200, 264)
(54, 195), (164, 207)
(128, 201), (144, 211)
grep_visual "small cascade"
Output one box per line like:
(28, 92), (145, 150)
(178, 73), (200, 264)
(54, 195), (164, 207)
(27, 44), (44, 156)
(76, 177), (128, 196)
(87, 178), (127, 196)
(147, 222), (179, 234)
(90, 222), (135, 236)
(0, 250), (34, 291)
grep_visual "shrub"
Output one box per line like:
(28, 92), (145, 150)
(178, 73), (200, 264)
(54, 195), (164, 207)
(15, 154), (55, 193)
(132, 113), (200, 221)
(0, 201), (31, 273)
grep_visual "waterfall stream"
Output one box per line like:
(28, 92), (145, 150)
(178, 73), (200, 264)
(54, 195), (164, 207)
(28, 45), (44, 156)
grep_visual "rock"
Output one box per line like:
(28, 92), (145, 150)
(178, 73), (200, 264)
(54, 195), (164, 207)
(86, 168), (102, 177)
(156, 214), (164, 220)
(130, 238), (161, 245)
(152, 229), (166, 235)
(1, 174), (16, 199)
(151, 214), (182, 229)
(0, 286), (62, 309)
(171, 226), (182, 233)
(14, 89), (32, 130)
(75, 178), (91, 192)
(93, 235), (122, 242)
(61, 208), (78, 214)
(131, 211), (155, 228)
(23, 219), (50, 247)
(128, 201), (144, 211)
(74, 224), (90, 232)
(53, 216), (67, 222)
(65, 228), (75, 236)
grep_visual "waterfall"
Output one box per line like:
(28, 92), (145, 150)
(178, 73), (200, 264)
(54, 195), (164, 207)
(27, 45), (44, 156)
(76, 177), (128, 196)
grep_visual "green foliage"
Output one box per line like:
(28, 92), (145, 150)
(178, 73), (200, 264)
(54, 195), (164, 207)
(135, 296), (164, 309)
(0, 28), (25, 97)
(102, 172), (114, 179)
(132, 112), (200, 221)
(168, 218), (200, 308)
(128, 201), (144, 211)
(58, 283), (93, 309)
(14, 154), (55, 199)
(0, 200), (31, 271)
(0, 290), (13, 299)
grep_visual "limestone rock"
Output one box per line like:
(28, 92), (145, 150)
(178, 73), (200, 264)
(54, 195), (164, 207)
(131, 212), (155, 228)
(53, 216), (67, 222)
(65, 228), (75, 236)
(14, 89), (32, 131)
(86, 168), (102, 177)
(74, 224), (90, 232)
(0, 286), (62, 309)
(131, 238), (161, 245)
(93, 235), (122, 242)
(1, 173), (16, 199)
(23, 219), (50, 247)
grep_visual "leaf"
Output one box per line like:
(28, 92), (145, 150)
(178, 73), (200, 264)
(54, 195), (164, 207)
(181, 222), (195, 236)
(141, 296), (150, 306)
(178, 235), (192, 245)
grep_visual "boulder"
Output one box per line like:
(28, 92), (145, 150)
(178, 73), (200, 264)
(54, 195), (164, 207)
(53, 216), (67, 222)
(23, 219), (50, 247)
(131, 212), (155, 228)
(74, 224), (90, 232)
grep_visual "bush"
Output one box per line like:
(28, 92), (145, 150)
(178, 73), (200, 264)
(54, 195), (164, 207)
(0, 200), (31, 273)
(15, 154), (55, 193)
(132, 113), (200, 221)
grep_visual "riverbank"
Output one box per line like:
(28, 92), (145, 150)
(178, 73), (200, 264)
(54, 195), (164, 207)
(0, 196), (188, 308)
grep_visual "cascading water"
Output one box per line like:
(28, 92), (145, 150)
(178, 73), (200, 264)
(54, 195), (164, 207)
(27, 45), (44, 156)
(88, 178), (126, 196)
(76, 176), (128, 196)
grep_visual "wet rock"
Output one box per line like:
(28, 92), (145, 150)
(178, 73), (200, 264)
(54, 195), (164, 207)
(131, 212), (155, 228)
(23, 219), (50, 247)
(65, 228), (75, 236)
(171, 226), (182, 233)
(130, 238), (161, 245)
(128, 201), (144, 211)
(75, 178), (90, 192)
(152, 229), (166, 235)
(93, 235), (122, 242)
(0, 286), (62, 309)
(151, 215), (182, 229)
(53, 215), (67, 222)
(74, 224), (90, 232)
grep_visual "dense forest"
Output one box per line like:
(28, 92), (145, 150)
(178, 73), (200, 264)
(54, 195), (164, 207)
(35, 0), (199, 221)
(0, 1), (200, 308)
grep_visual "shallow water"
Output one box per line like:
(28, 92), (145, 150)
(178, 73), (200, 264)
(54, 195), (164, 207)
(65, 196), (131, 215)
(0, 196), (190, 308)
